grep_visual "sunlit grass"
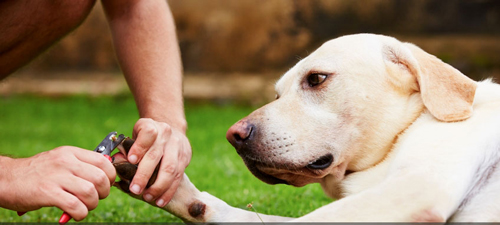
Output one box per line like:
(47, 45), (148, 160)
(0, 95), (331, 222)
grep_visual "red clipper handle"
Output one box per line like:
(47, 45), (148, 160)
(59, 212), (71, 224)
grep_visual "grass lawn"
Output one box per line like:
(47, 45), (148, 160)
(0, 95), (332, 222)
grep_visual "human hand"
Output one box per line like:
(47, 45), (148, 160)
(126, 118), (192, 207)
(0, 147), (116, 221)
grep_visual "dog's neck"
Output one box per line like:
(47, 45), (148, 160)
(320, 93), (425, 199)
(347, 92), (424, 171)
(320, 139), (404, 199)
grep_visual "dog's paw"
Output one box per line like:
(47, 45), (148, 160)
(111, 139), (159, 193)
(111, 153), (135, 193)
(111, 139), (210, 222)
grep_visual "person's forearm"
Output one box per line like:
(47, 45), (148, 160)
(0, 155), (12, 182)
(0, 156), (14, 208)
(102, 0), (186, 132)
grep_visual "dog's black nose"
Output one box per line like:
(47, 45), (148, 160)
(307, 154), (333, 170)
(226, 119), (254, 150)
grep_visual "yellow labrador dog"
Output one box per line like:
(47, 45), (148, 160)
(114, 34), (500, 222)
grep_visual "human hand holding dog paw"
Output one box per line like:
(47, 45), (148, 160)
(126, 118), (192, 207)
(0, 146), (116, 221)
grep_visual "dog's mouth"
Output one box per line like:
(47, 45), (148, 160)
(241, 153), (336, 187)
(306, 154), (334, 170)
(245, 161), (289, 185)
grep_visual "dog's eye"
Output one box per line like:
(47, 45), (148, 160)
(307, 74), (328, 87)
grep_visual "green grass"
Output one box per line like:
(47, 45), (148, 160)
(0, 95), (331, 222)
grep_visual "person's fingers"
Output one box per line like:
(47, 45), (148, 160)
(156, 174), (181, 207)
(70, 161), (112, 199)
(3, 146), (116, 218)
(63, 177), (100, 211)
(52, 193), (88, 221)
(129, 149), (162, 195)
(129, 122), (172, 195)
(55, 147), (114, 199)
(149, 134), (191, 206)
(142, 135), (182, 203)
(68, 147), (116, 185)
(156, 139), (191, 207)
(48, 181), (91, 221)
(129, 118), (164, 164)
(129, 122), (171, 195)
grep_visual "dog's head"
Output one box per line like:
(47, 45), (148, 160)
(226, 34), (476, 187)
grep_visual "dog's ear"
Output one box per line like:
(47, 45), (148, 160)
(383, 42), (477, 122)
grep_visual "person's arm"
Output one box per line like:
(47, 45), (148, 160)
(101, 0), (191, 207)
(0, 148), (116, 221)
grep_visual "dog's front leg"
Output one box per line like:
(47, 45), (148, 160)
(160, 174), (293, 222)
(113, 140), (292, 222)
(114, 159), (292, 222)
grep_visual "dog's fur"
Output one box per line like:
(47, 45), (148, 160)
(115, 34), (500, 222)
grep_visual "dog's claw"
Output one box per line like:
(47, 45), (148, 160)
(121, 138), (135, 155)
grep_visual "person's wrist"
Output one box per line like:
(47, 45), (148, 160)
(0, 155), (12, 181)
(143, 116), (187, 134)
(174, 120), (187, 134)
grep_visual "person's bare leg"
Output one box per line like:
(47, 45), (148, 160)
(0, 0), (96, 79)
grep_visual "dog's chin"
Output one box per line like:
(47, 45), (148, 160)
(241, 158), (330, 187)
(243, 160), (289, 185)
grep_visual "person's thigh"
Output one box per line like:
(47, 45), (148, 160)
(0, 0), (96, 78)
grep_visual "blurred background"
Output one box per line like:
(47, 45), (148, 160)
(1, 0), (499, 104)
(0, 0), (499, 222)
